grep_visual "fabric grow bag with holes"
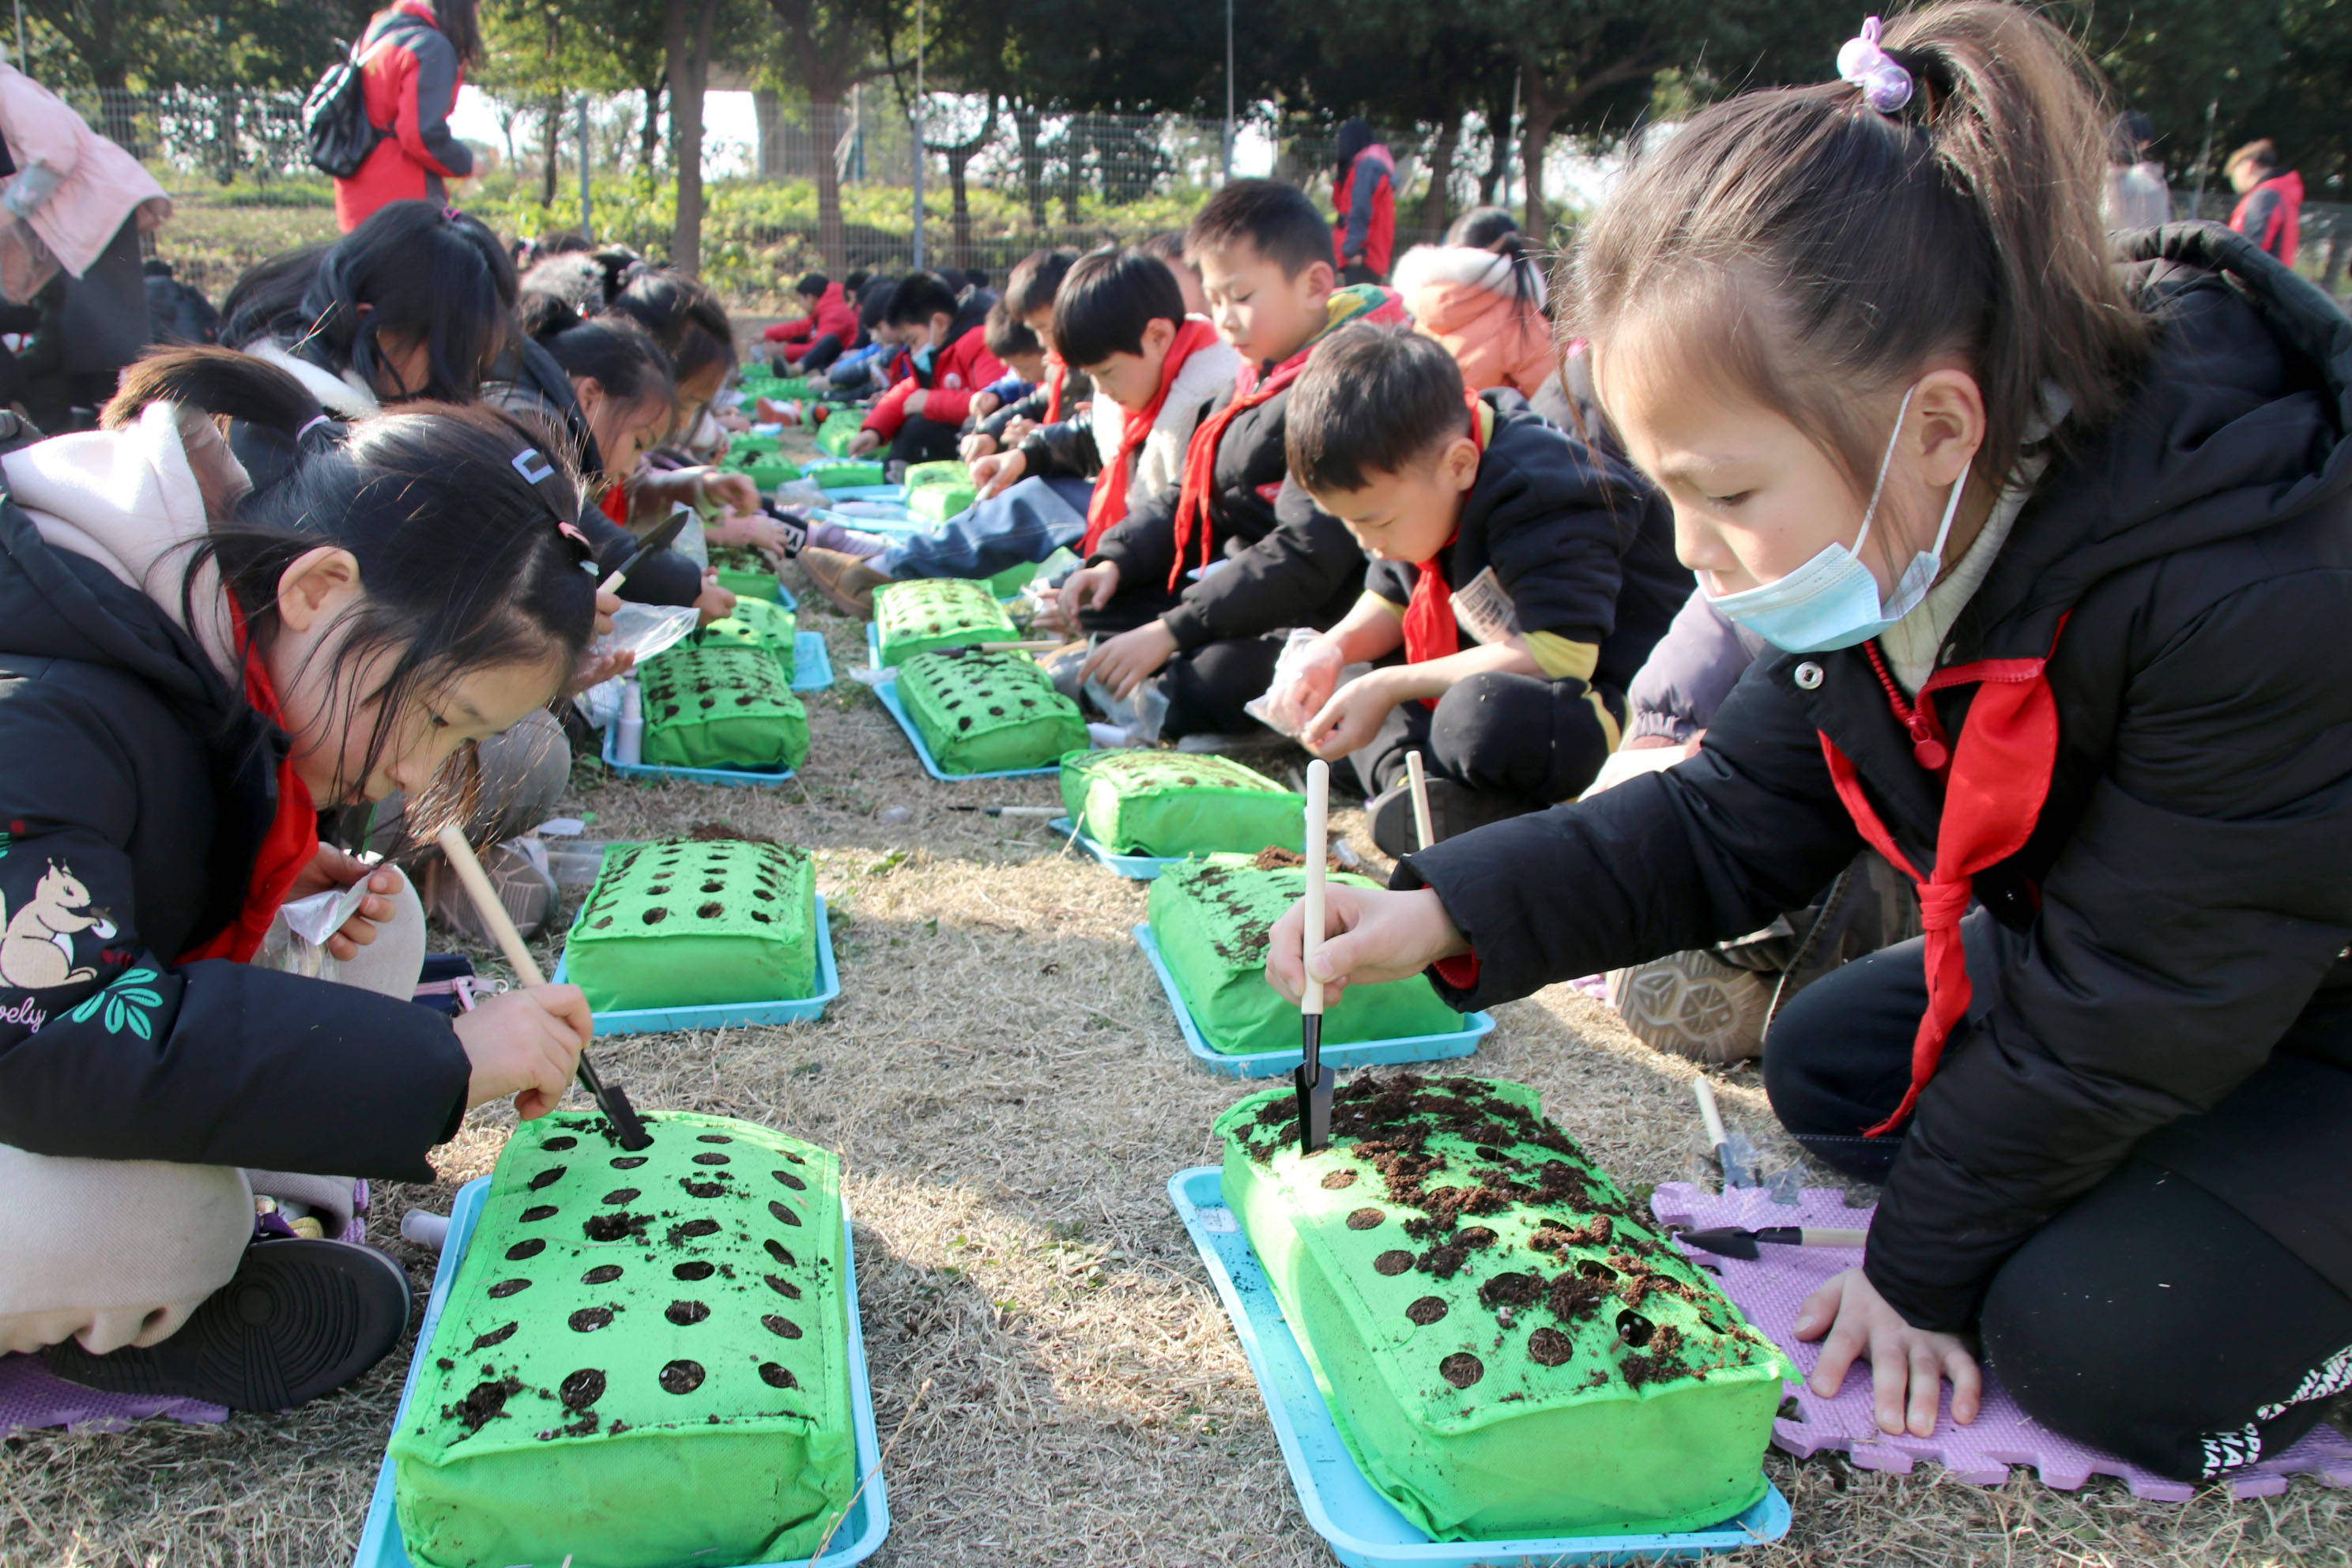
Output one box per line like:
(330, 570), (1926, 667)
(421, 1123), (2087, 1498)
(1145, 856), (1462, 1055)
(639, 643), (809, 772)
(1214, 1075), (1792, 1543)
(814, 413), (862, 458)
(871, 579), (1017, 666)
(802, 458), (889, 491)
(695, 597), (797, 682)
(708, 545), (782, 603)
(725, 432), (783, 459)
(1060, 749), (1307, 858)
(387, 1110), (854, 1568)
(902, 459), (977, 523)
(564, 839), (820, 1012)
(895, 649), (1088, 775)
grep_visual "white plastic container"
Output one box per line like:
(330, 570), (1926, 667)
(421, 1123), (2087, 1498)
(615, 680), (644, 765)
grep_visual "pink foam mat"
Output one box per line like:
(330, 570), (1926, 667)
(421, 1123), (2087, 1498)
(1650, 1182), (2352, 1501)
(0, 1353), (225, 1436)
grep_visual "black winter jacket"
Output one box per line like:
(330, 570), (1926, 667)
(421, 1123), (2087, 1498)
(1400, 226), (2352, 1329)
(1361, 394), (1690, 695)
(0, 483), (472, 1180)
(1087, 377), (1364, 647)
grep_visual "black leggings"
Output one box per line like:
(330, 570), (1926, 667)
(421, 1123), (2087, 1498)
(1766, 923), (2352, 1480)
(1349, 670), (1617, 805)
(792, 332), (846, 371)
(888, 413), (964, 466)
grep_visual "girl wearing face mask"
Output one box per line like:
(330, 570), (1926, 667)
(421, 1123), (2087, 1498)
(1270, 3), (2352, 1485)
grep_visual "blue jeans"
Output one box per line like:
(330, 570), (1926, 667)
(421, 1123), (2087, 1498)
(877, 476), (1091, 580)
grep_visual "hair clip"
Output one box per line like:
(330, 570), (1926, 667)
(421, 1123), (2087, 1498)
(1838, 16), (1914, 114)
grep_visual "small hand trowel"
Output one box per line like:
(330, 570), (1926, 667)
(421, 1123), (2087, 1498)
(1676, 1224), (1869, 1261)
(1295, 759), (1335, 1154)
(597, 507), (693, 594)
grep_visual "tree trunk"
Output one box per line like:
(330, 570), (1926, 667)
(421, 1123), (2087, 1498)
(948, 149), (976, 270)
(665, 0), (720, 274)
(639, 81), (665, 172)
(1420, 107), (1462, 242)
(1061, 116), (1085, 226)
(1015, 101), (1046, 229)
(1519, 64), (1555, 239)
(753, 88), (785, 180)
(541, 95), (564, 209)
(1477, 91), (1510, 206)
(813, 98), (846, 271)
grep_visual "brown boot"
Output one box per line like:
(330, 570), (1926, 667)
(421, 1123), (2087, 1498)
(798, 547), (889, 616)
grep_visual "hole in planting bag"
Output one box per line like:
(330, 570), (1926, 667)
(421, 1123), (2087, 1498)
(1477, 1272), (1543, 1310)
(1577, 1260), (1618, 1282)
(487, 1280), (532, 1298)
(527, 1168), (567, 1191)
(1321, 1170), (1357, 1190)
(683, 1180), (726, 1197)
(673, 1261), (715, 1282)
(665, 1301), (710, 1326)
(542, 1136), (578, 1152)
(1374, 1250), (1415, 1276)
(769, 1200), (801, 1227)
(669, 1219), (722, 1242)
(604, 1189), (640, 1204)
(468, 1323), (518, 1352)
(773, 1170), (805, 1191)
(659, 1359), (705, 1394)
(1347, 1208), (1385, 1231)
(570, 1307), (615, 1332)
(765, 1241), (796, 1266)
(520, 1205), (557, 1223)
(560, 1369), (606, 1409)
(759, 1362), (799, 1389)
(764, 1275), (801, 1299)
(583, 1213), (646, 1242)
(693, 1153), (731, 1167)
(1459, 1227), (1498, 1249)
(762, 1314), (803, 1340)
(643, 908), (668, 925)
(1440, 1352), (1485, 1389)
(582, 1265), (623, 1285)
(1528, 1329), (1575, 1366)
(612, 1156), (646, 1170)
(1616, 1310), (1655, 1348)
(505, 1240), (545, 1261)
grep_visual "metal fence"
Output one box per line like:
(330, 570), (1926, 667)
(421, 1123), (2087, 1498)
(59, 85), (2352, 318)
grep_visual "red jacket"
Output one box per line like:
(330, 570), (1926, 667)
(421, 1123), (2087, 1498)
(861, 311), (1004, 439)
(763, 281), (860, 345)
(1333, 143), (1396, 278)
(2230, 169), (2304, 269)
(334, 0), (473, 234)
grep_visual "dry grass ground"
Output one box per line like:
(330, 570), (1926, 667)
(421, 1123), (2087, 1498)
(3, 475), (2346, 1566)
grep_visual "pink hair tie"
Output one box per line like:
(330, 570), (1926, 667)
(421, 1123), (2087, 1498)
(442, 205), (463, 221)
(1838, 17), (1914, 114)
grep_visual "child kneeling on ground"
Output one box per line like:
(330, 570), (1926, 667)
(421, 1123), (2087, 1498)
(0, 349), (594, 1410)
(1272, 4), (2352, 1485)
(1265, 325), (1688, 853)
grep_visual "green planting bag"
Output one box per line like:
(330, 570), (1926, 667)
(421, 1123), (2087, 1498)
(903, 459), (976, 523)
(389, 1109), (854, 1568)
(1147, 857), (1461, 1054)
(564, 839), (820, 1011)
(725, 432), (782, 460)
(707, 545), (782, 604)
(813, 413), (862, 458)
(895, 650), (1088, 775)
(1061, 749), (1306, 858)
(639, 643), (808, 773)
(1217, 1075), (1790, 1541)
(731, 456), (797, 493)
(872, 578), (1016, 666)
(802, 459), (888, 490)
(692, 597), (796, 684)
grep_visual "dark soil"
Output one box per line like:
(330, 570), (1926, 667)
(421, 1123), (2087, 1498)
(504, 1240), (545, 1261)
(773, 1170), (806, 1192)
(446, 1375), (522, 1434)
(1320, 1170), (1358, 1191)
(527, 1167), (566, 1192)
(1438, 1353), (1483, 1389)
(765, 1275), (801, 1299)
(666, 1300), (710, 1325)
(466, 1323), (518, 1353)
(1527, 1328), (1574, 1367)
(1345, 1208), (1385, 1231)
(519, 1205), (557, 1223)
(659, 1360), (706, 1395)
(673, 1261), (715, 1281)
(582, 1265), (623, 1285)
(585, 1212), (651, 1244)
(758, 1362), (799, 1389)
(1373, 1250), (1414, 1276)
(486, 1280), (532, 1299)
(1405, 1296), (1449, 1326)
(768, 1200), (802, 1227)
(559, 1369), (606, 1410)
(763, 1314), (804, 1340)
(569, 1307), (616, 1332)
(669, 1219), (722, 1243)
(603, 1189), (641, 1204)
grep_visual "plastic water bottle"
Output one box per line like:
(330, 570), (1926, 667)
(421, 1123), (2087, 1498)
(616, 680), (644, 765)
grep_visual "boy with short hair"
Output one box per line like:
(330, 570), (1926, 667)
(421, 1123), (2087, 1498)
(966, 247), (1090, 459)
(848, 271), (1004, 463)
(974, 302), (1047, 414)
(797, 246), (1238, 612)
(762, 270), (861, 370)
(1057, 178), (1405, 740)
(1267, 324), (1690, 852)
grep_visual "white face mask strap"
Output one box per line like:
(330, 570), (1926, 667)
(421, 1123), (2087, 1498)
(1850, 382), (1920, 557)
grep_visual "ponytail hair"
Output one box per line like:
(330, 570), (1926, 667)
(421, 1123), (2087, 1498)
(531, 301), (677, 423)
(105, 347), (596, 815)
(1565, 2), (2152, 507)
(1443, 204), (1547, 330)
(221, 201), (518, 405)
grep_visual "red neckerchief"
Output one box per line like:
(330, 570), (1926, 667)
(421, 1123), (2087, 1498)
(180, 610), (320, 965)
(1043, 352), (1068, 425)
(1081, 319), (1221, 558)
(1400, 390), (1491, 702)
(1818, 620), (2067, 1136)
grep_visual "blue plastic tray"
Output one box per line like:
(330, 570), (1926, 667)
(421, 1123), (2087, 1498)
(1049, 816), (1175, 880)
(872, 676), (1071, 781)
(601, 722), (796, 787)
(351, 1172), (890, 1568)
(1132, 924), (1493, 1078)
(791, 630), (835, 692)
(1165, 1166), (1792, 1567)
(552, 895), (839, 1035)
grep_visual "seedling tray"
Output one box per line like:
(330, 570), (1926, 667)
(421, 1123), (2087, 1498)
(1132, 925), (1494, 1078)
(873, 677), (1076, 781)
(601, 723), (795, 787)
(351, 1170), (889, 1568)
(1050, 816), (1175, 880)
(552, 895), (839, 1035)
(791, 631), (834, 691)
(1165, 1166), (1790, 1567)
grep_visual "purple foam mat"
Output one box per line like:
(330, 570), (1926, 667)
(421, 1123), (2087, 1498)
(0, 1353), (226, 1435)
(1650, 1182), (2352, 1501)
(1, 1177), (369, 1438)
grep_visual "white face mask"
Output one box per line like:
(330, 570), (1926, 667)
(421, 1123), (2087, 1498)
(1703, 383), (1972, 654)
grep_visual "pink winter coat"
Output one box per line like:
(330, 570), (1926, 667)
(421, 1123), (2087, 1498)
(0, 64), (169, 277)
(1392, 243), (1554, 397)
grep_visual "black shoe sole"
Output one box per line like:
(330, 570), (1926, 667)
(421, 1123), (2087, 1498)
(41, 1238), (412, 1411)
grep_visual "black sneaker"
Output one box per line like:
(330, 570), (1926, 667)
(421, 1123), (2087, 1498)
(41, 1236), (411, 1410)
(1367, 777), (1540, 858)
